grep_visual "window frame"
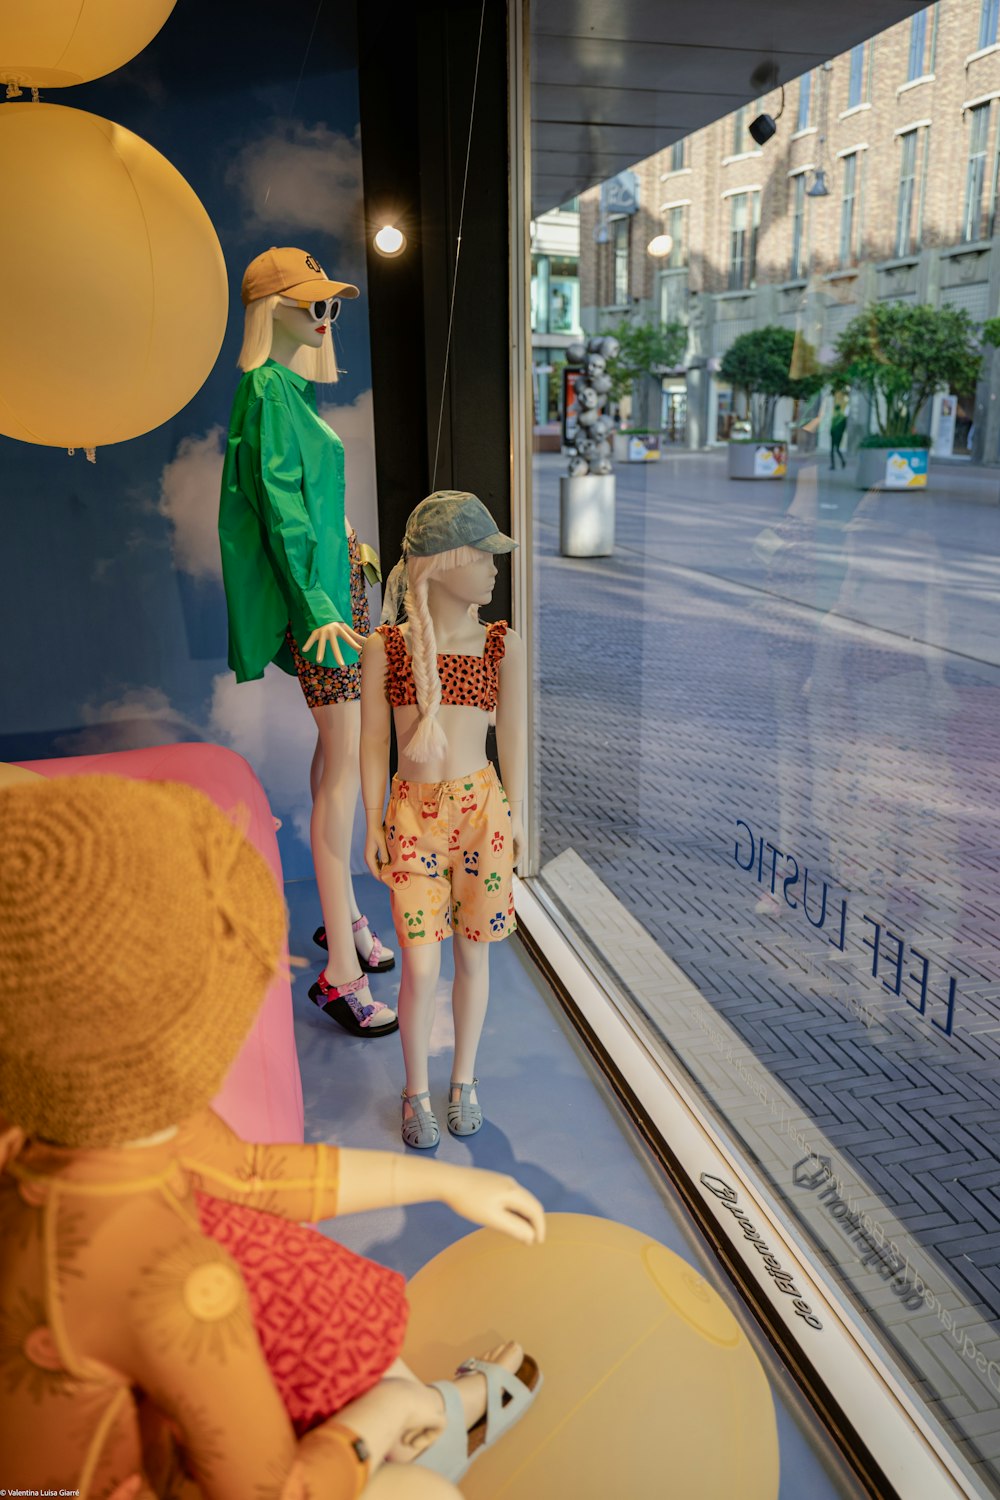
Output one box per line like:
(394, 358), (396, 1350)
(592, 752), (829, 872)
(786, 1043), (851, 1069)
(908, 10), (929, 80)
(667, 204), (686, 269)
(728, 189), (760, 290)
(963, 102), (991, 242)
(848, 43), (866, 109)
(612, 216), (630, 304)
(979, 0), (1000, 51)
(839, 151), (860, 266)
(797, 72), (812, 132)
(790, 172), (808, 279)
(896, 129), (922, 257)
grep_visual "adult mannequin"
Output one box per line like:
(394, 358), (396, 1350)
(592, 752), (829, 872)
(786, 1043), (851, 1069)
(219, 246), (396, 1036)
(0, 775), (544, 1498)
(360, 494), (526, 1148)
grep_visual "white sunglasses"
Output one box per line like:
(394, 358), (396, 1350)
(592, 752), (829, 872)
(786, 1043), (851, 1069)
(279, 295), (342, 323)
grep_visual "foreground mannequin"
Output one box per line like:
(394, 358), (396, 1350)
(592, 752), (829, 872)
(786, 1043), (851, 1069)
(361, 493), (526, 1148)
(0, 776), (543, 1498)
(219, 245), (396, 1037)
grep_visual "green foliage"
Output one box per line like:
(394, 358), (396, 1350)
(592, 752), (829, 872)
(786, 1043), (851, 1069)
(719, 325), (823, 440)
(982, 316), (1000, 349)
(604, 319), (687, 410)
(858, 432), (932, 449)
(830, 302), (981, 438)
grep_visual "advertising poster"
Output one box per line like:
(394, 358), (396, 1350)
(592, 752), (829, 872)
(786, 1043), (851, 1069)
(932, 394), (957, 458)
(627, 433), (662, 461)
(753, 444), (788, 478)
(884, 449), (928, 487)
(562, 366), (583, 447)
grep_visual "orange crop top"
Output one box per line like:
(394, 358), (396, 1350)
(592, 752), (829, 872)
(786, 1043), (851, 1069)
(376, 620), (508, 711)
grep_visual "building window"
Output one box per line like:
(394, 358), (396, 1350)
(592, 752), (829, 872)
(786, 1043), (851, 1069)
(797, 72), (812, 131)
(790, 173), (807, 278)
(670, 139), (686, 171)
(667, 205), (687, 268)
(980, 0), (1000, 49)
(728, 191), (760, 289)
(908, 10), (928, 79)
(848, 43), (867, 108)
(613, 217), (630, 303)
(896, 129), (921, 255)
(732, 106), (748, 155)
(964, 103), (991, 241)
(839, 152), (861, 266)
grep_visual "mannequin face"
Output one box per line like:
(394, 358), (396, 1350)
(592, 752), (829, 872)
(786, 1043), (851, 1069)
(430, 549), (498, 607)
(272, 298), (331, 350)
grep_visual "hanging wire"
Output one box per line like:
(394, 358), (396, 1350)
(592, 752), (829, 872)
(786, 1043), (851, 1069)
(431, 0), (487, 490)
(262, 0), (324, 213)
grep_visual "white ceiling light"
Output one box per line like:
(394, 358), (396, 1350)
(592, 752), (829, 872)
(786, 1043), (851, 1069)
(374, 225), (406, 256)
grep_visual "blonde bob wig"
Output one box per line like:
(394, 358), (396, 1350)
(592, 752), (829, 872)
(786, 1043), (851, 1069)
(238, 293), (338, 382)
(400, 545), (486, 763)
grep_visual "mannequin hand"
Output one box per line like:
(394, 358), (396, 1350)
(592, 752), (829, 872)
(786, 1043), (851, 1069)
(303, 620), (367, 666)
(511, 813), (525, 864)
(365, 824), (389, 881)
(439, 1165), (545, 1246)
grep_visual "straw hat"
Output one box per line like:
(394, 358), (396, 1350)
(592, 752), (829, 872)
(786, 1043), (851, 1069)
(0, 775), (284, 1148)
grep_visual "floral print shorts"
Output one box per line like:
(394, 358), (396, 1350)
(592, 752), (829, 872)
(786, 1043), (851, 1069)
(380, 764), (516, 947)
(287, 530), (370, 708)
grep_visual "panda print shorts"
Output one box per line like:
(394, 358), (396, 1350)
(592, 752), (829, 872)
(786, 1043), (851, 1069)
(380, 764), (516, 947)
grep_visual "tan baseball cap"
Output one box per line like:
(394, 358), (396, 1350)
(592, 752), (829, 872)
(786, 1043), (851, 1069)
(241, 246), (360, 307)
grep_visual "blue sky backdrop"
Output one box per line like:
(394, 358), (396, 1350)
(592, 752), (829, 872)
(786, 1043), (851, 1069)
(0, 1), (380, 877)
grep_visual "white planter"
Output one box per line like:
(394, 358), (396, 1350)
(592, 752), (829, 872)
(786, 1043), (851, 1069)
(727, 441), (788, 480)
(856, 445), (929, 491)
(559, 473), (615, 557)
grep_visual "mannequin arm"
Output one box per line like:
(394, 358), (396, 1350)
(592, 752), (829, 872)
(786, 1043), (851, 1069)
(360, 631), (392, 877)
(177, 1109), (544, 1244)
(238, 393), (343, 633)
(495, 627), (527, 862)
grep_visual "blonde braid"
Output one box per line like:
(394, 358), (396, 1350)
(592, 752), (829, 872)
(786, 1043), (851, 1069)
(399, 546), (483, 762)
(403, 564), (448, 762)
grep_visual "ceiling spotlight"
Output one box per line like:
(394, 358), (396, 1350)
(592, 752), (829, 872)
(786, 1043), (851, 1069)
(374, 224), (406, 257)
(750, 111), (778, 146)
(806, 168), (830, 197)
(647, 233), (674, 258)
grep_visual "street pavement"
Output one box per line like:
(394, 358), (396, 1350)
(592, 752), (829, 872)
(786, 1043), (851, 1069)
(532, 446), (1000, 1482)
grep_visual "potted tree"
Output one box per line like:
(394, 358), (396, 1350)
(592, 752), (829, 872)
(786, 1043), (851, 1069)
(720, 325), (822, 479)
(605, 318), (687, 461)
(829, 302), (982, 491)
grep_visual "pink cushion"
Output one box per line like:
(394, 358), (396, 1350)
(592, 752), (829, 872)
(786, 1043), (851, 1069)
(16, 743), (304, 1144)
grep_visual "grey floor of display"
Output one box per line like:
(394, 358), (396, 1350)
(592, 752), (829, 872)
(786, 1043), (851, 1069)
(286, 874), (862, 1499)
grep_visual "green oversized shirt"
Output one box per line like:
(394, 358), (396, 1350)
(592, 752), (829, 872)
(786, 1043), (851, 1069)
(218, 359), (355, 682)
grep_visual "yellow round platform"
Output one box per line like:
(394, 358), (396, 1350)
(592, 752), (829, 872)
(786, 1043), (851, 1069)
(403, 1212), (779, 1499)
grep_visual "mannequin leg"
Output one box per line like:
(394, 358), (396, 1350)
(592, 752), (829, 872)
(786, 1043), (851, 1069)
(311, 734), (394, 967)
(311, 702), (395, 1027)
(450, 935), (490, 1108)
(398, 944), (442, 1117)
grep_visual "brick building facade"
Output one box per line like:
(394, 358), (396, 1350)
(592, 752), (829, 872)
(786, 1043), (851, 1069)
(577, 0), (1000, 457)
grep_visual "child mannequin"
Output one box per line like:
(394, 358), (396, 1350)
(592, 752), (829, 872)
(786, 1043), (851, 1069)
(219, 246), (396, 1038)
(0, 775), (543, 1497)
(360, 492), (526, 1148)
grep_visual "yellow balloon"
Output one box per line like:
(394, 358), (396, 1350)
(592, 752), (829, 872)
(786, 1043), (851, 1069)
(0, 104), (228, 449)
(0, 0), (176, 89)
